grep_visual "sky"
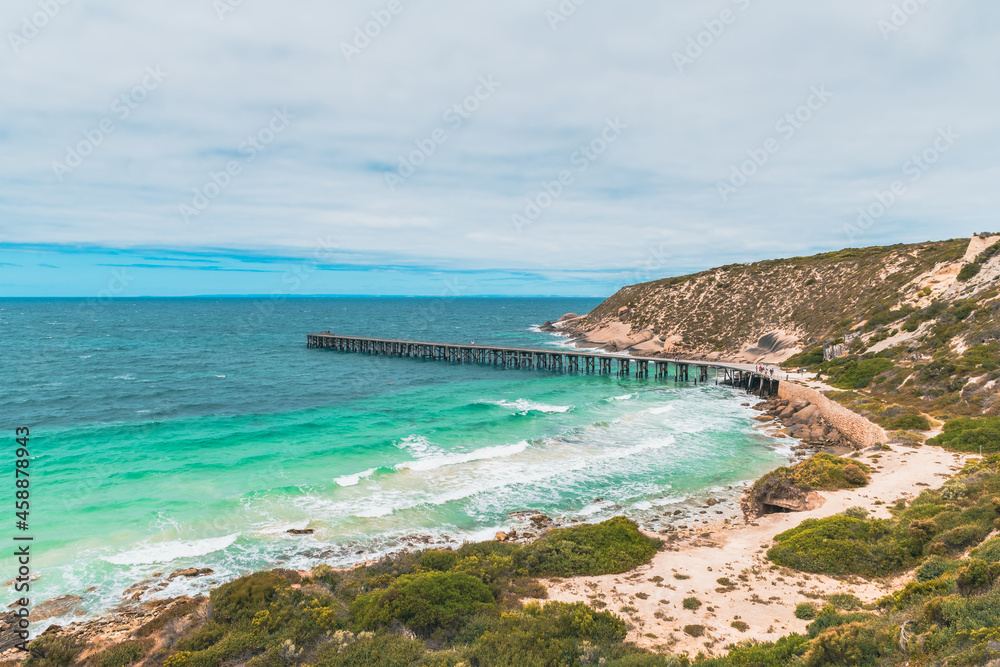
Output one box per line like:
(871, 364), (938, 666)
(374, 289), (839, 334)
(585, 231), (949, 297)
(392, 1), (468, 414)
(1, 0), (998, 297)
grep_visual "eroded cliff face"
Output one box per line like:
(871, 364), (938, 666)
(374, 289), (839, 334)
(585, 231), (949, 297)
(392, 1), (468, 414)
(554, 237), (1000, 364)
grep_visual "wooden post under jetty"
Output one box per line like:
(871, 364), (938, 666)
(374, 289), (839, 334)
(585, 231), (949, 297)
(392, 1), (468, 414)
(306, 333), (779, 397)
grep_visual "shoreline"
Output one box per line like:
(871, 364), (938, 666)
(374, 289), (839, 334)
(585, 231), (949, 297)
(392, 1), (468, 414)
(5, 328), (957, 663)
(543, 442), (970, 658)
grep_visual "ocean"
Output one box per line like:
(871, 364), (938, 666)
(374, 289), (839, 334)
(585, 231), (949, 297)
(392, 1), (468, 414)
(1, 297), (792, 623)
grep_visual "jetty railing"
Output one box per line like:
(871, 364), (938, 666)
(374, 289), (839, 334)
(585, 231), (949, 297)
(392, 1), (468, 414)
(307, 333), (780, 397)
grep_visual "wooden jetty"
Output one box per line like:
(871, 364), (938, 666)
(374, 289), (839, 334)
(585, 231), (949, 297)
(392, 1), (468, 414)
(306, 333), (781, 397)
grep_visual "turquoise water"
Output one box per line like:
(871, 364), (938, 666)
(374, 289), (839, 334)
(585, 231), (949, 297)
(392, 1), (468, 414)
(1, 298), (790, 622)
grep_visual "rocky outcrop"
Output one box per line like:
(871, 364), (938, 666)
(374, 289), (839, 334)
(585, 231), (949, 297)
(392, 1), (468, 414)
(755, 396), (847, 447)
(32, 595), (85, 622)
(741, 473), (825, 519)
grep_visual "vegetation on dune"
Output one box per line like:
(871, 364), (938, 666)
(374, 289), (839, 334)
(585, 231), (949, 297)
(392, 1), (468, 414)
(928, 416), (1000, 453)
(27, 517), (666, 667)
(768, 456), (1000, 578)
(522, 516), (661, 577)
(747, 454), (870, 510)
(582, 238), (969, 355)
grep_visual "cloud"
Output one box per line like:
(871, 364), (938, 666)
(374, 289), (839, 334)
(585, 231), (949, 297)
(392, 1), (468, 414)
(1, 0), (997, 297)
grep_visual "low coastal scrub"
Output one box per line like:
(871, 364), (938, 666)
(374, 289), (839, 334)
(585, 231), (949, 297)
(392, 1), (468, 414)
(768, 455), (1000, 578)
(928, 416), (1000, 453)
(79, 517), (665, 667)
(753, 454), (871, 496)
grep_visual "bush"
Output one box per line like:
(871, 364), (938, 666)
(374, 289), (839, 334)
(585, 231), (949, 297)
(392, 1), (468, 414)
(971, 536), (1000, 563)
(313, 632), (425, 667)
(957, 262), (981, 281)
(794, 603), (818, 620)
(956, 558), (992, 595)
(730, 620), (749, 632)
(928, 417), (1000, 453)
(803, 621), (895, 667)
(683, 625), (705, 638)
(211, 571), (288, 623)
(886, 413), (932, 431)
(351, 571), (496, 637)
(828, 358), (895, 389)
(463, 601), (627, 665)
(915, 556), (961, 582)
(23, 635), (84, 667)
(768, 516), (912, 577)
(825, 593), (863, 611)
(682, 597), (701, 610)
(91, 640), (146, 667)
(523, 516), (660, 577)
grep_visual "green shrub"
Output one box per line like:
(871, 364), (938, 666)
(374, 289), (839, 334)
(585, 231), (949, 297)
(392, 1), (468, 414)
(683, 624), (705, 638)
(313, 632), (425, 667)
(23, 635), (84, 667)
(700, 634), (810, 666)
(957, 262), (981, 281)
(768, 516), (912, 577)
(886, 413), (932, 431)
(463, 601), (627, 665)
(803, 621), (895, 667)
(828, 358), (895, 389)
(523, 516), (660, 577)
(682, 597), (701, 610)
(730, 620), (749, 632)
(211, 571), (288, 623)
(419, 549), (459, 572)
(91, 640), (146, 667)
(878, 578), (953, 611)
(915, 556), (961, 582)
(955, 558), (993, 595)
(825, 593), (863, 611)
(794, 603), (818, 620)
(841, 506), (869, 520)
(928, 417), (1000, 453)
(351, 571), (496, 637)
(971, 536), (1000, 563)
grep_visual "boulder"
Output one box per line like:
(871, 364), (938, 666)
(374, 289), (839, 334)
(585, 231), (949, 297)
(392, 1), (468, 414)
(557, 313), (580, 322)
(494, 531), (509, 542)
(286, 529), (315, 535)
(790, 404), (821, 425)
(0, 612), (23, 653)
(168, 568), (214, 580)
(617, 306), (631, 322)
(741, 475), (825, 519)
(32, 595), (84, 622)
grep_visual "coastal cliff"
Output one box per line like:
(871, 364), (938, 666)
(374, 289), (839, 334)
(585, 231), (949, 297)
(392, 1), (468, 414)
(554, 235), (997, 364)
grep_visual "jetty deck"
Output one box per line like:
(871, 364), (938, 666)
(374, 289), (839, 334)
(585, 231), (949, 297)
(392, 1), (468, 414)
(307, 333), (781, 397)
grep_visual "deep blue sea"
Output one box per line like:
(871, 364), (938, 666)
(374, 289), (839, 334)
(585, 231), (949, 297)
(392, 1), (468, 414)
(0, 297), (791, 624)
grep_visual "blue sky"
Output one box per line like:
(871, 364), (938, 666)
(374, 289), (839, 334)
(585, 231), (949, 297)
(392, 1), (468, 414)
(2, 0), (998, 296)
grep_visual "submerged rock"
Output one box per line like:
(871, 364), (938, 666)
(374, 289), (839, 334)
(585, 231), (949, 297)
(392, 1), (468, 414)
(32, 595), (85, 622)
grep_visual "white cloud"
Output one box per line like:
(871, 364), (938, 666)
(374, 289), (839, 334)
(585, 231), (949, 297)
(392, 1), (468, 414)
(1, 0), (998, 284)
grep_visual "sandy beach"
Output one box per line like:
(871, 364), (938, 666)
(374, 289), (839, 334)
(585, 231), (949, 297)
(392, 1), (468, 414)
(543, 443), (971, 658)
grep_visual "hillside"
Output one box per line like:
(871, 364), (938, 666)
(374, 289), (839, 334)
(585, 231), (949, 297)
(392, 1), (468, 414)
(556, 234), (1000, 421)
